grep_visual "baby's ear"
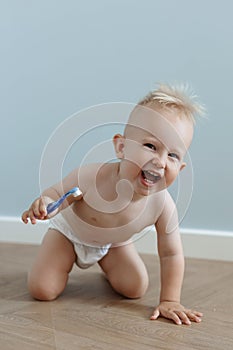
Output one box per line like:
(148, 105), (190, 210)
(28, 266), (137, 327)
(113, 134), (125, 159)
(180, 162), (186, 171)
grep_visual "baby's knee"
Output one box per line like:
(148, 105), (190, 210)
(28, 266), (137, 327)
(111, 270), (149, 299)
(27, 276), (61, 301)
(124, 275), (149, 299)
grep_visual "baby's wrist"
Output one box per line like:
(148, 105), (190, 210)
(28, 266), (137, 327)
(160, 299), (180, 304)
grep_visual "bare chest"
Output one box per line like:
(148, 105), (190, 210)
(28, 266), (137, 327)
(72, 191), (163, 232)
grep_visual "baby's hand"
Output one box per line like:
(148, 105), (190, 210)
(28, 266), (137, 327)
(150, 301), (203, 325)
(21, 196), (53, 224)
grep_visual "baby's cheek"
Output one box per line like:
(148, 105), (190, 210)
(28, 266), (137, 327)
(126, 151), (145, 169)
(165, 170), (179, 187)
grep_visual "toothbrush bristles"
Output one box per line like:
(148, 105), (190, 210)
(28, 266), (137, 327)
(72, 187), (82, 197)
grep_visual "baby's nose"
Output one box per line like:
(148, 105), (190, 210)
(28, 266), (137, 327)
(152, 155), (166, 169)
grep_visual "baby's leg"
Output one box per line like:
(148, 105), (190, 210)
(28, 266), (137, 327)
(28, 229), (76, 301)
(98, 242), (149, 299)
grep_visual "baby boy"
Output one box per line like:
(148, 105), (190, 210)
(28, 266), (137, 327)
(22, 83), (204, 325)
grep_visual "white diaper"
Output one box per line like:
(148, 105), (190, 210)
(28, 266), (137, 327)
(49, 214), (111, 269)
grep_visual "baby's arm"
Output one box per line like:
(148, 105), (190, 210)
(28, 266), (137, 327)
(22, 167), (81, 224)
(151, 192), (203, 325)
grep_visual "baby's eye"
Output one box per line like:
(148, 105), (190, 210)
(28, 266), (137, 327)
(144, 143), (156, 151)
(169, 152), (180, 160)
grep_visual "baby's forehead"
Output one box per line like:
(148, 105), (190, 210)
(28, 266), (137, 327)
(125, 104), (193, 151)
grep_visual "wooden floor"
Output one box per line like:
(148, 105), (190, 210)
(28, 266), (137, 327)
(0, 243), (233, 350)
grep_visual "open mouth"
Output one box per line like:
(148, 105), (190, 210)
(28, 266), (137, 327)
(141, 170), (162, 185)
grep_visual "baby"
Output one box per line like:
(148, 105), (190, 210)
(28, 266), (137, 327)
(22, 83), (204, 325)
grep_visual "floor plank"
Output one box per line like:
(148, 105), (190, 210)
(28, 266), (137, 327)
(0, 243), (233, 350)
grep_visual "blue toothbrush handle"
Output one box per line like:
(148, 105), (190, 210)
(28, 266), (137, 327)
(47, 195), (66, 215)
(46, 187), (81, 215)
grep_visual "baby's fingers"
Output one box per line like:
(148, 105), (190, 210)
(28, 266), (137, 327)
(21, 209), (37, 224)
(168, 311), (184, 325)
(31, 198), (47, 220)
(38, 198), (47, 218)
(29, 208), (37, 224)
(195, 311), (203, 317)
(186, 310), (203, 323)
(31, 200), (42, 218)
(21, 210), (29, 224)
(150, 308), (160, 320)
(176, 311), (191, 325)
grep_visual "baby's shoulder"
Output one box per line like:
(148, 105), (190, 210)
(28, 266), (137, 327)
(150, 189), (174, 206)
(160, 190), (176, 212)
(150, 190), (177, 218)
(79, 162), (103, 174)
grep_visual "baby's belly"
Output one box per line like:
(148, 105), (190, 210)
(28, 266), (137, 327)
(59, 205), (154, 246)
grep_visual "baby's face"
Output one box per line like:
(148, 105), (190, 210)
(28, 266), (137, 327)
(114, 104), (193, 196)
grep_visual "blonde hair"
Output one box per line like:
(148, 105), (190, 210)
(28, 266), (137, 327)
(138, 83), (205, 124)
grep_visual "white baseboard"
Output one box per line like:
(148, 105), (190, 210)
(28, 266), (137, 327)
(0, 216), (49, 245)
(135, 227), (233, 261)
(1, 216), (233, 261)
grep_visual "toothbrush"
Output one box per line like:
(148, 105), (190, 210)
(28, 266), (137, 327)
(46, 187), (82, 215)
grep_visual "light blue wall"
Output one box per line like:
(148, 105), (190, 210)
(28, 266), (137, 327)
(1, 0), (232, 231)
